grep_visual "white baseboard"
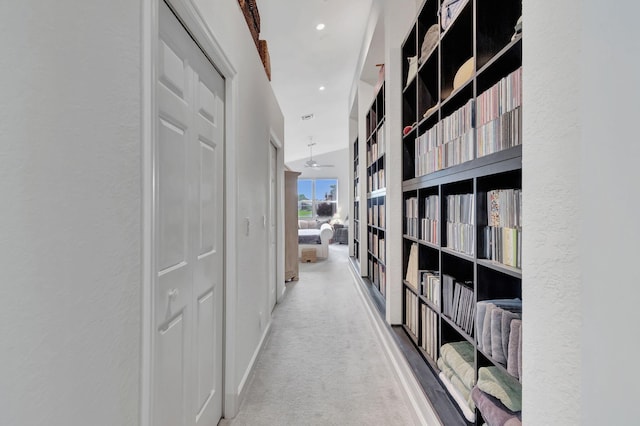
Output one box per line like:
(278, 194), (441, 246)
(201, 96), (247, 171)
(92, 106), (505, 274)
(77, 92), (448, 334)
(348, 264), (442, 426)
(236, 321), (273, 409)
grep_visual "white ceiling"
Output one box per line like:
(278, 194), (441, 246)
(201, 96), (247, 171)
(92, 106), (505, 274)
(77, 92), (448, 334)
(257, 0), (376, 163)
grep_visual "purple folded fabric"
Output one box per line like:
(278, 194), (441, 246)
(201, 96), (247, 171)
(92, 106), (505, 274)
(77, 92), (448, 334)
(471, 386), (522, 426)
(491, 308), (506, 364)
(501, 310), (521, 360)
(517, 323), (522, 382)
(481, 299), (522, 358)
(507, 319), (522, 379)
(482, 304), (497, 356)
(477, 301), (490, 350)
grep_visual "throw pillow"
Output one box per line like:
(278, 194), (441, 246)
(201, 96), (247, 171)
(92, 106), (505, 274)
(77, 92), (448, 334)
(406, 56), (418, 88)
(317, 219), (330, 229)
(419, 24), (439, 65)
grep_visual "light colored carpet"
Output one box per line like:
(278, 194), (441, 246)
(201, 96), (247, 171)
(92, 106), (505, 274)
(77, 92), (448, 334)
(220, 244), (417, 426)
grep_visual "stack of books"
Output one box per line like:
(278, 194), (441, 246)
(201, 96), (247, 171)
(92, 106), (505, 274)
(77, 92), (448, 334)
(405, 197), (419, 238)
(476, 68), (522, 157)
(415, 99), (475, 176)
(420, 270), (441, 306)
(421, 305), (439, 360)
(405, 288), (419, 337)
(442, 274), (475, 336)
(421, 195), (440, 244)
(482, 188), (522, 268)
(446, 193), (475, 256)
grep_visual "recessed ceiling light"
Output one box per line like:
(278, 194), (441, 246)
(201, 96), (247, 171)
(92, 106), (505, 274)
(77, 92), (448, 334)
(316, 23), (325, 31)
(319, 86), (326, 91)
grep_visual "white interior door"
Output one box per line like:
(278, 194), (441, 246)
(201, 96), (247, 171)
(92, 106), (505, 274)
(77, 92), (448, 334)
(154, 3), (224, 425)
(268, 143), (277, 312)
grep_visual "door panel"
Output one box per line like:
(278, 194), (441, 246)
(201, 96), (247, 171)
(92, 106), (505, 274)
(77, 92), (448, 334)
(199, 141), (217, 252)
(156, 14), (192, 426)
(160, 40), (187, 98)
(196, 290), (215, 416)
(192, 66), (223, 425)
(156, 312), (186, 426)
(155, 2), (224, 425)
(269, 143), (277, 311)
(158, 118), (188, 270)
(198, 81), (218, 125)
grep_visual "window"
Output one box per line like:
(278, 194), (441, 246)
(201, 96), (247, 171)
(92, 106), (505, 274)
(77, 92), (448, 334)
(298, 178), (338, 219)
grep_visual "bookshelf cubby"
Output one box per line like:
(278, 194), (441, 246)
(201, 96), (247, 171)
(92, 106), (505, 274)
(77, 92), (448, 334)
(400, 0), (523, 424)
(353, 136), (360, 260)
(366, 82), (386, 298)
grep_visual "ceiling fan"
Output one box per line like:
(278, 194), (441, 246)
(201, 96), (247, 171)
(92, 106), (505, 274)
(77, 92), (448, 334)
(304, 141), (334, 168)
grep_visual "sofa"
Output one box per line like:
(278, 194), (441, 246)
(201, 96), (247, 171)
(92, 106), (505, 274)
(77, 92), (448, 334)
(298, 219), (334, 259)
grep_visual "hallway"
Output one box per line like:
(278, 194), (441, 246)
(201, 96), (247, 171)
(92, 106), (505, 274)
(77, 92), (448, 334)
(221, 245), (417, 425)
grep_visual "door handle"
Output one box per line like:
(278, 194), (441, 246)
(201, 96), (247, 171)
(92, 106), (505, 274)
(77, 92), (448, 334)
(168, 288), (179, 300)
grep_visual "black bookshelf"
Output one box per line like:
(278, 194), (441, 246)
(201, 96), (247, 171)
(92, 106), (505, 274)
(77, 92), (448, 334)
(353, 136), (360, 261)
(400, 1), (523, 424)
(366, 82), (387, 299)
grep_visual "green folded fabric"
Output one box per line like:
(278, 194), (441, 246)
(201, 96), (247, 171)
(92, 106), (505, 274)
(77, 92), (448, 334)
(437, 353), (476, 411)
(450, 373), (476, 411)
(477, 366), (522, 412)
(438, 360), (472, 398)
(440, 342), (475, 390)
(437, 357), (451, 378)
(438, 357), (477, 400)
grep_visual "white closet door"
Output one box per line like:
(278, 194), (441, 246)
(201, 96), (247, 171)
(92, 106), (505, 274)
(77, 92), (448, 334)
(269, 143), (277, 311)
(154, 3), (224, 425)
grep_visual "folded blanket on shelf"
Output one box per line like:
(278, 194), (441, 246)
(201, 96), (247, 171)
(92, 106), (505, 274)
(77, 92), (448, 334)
(439, 341), (475, 389)
(502, 310), (521, 361)
(491, 308), (507, 364)
(507, 319), (522, 379)
(472, 386), (522, 426)
(451, 373), (475, 410)
(482, 303), (497, 356)
(478, 366), (522, 412)
(438, 359), (475, 409)
(517, 324), (522, 381)
(476, 301), (490, 350)
(438, 359), (463, 388)
(439, 372), (476, 423)
(480, 299), (522, 357)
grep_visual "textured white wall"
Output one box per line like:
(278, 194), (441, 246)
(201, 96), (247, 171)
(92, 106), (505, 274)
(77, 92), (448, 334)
(192, 0), (285, 404)
(0, 1), (141, 425)
(525, 1), (640, 422)
(580, 1), (640, 424)
(0, 0), (284, 421)
(522, 0), (582, 423)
